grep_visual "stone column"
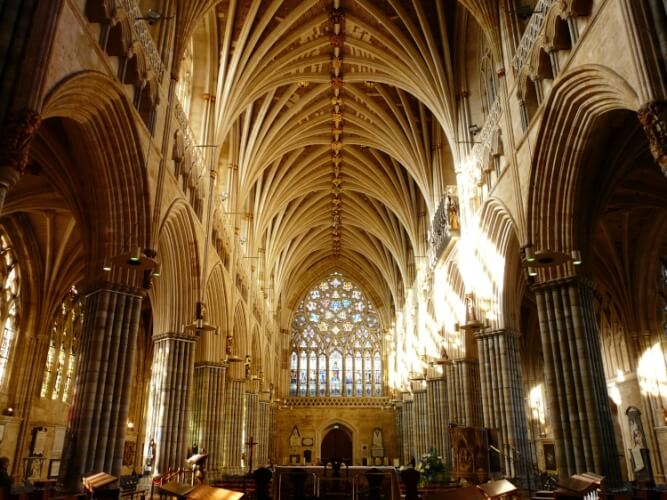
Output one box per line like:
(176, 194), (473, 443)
(245, 389), (259, 471)
(475, 329), (532, 485)
(222, 378), (246, 474)
(256, 395), (271, 467)
(145, 332), (197, 474)
(534, 277), (621, 483)
(401, 393), (415, 464)
(629, 332), (666, 483)
(267, 402), (277, 464)
(394, 401), (404, 465)
(638, 100), (667, 176)
(62, 282), (143, 489)
(0, 109), (41, 212)
(427, 376), (451, 465)
(413, 386), (429, 459)
(445, 359), (483, 427)
(192, 362), (227, 473)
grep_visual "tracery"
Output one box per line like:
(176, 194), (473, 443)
(0, 232), (19, 389)
(40, 286), (83, 402)
(289, 272), (382, 398)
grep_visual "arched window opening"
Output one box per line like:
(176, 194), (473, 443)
(479, 47), (498, 117)
(0, 233), (19, 389)
(289, 272), (383, 398)
(40, 286), (83, 402)
(175, 37), (194, 117)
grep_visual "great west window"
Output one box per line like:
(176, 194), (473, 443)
(289, 272), (383, 397)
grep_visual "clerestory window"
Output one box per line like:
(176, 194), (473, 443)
(289, 272), (383, 398)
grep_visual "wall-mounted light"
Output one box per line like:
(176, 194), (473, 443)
(129, 246), (142, 263)
(152, 263), (161, 277)
(527, 267), (537, 277)
(571, 249), (582, 265)
(468, 124), (481, 136)
(136, 9), (174, 25)
(127, 421), (135, 430)
(111, 246), (157, 271)
(102, 259), (112, 272)
(524, 245), (535, 262)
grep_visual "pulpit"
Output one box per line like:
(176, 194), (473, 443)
(449, 427), (500, 483)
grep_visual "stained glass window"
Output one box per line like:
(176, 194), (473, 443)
(41, 286), (83, 402)
(0, 234), (19, 388)
(289, 272), (383, 397)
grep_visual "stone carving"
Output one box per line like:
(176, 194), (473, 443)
(626, 406), (651, 479)
(447, 193), (460, 232)
(0, 109), (42, 173)
(370, 427), (384, 458)
(289, 425), (301, 448)
(638, 100), (667, 176)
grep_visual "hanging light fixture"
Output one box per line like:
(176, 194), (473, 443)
(185, 301), (216, 335)
(111, 244), (157, 271)
(186, 147), (220, 337)
(222, 334), (243, 363)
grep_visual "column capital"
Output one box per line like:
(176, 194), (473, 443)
(154, 331), (198, 343)
(226, 377), (247, 384)
(531, 274), (593, 292)
(638, 100), (667, 176)
(194, 361), (227, 370)
(79, 279), (145, 298)
(445, 357), (478, 367)
(474, 328), (520, 340)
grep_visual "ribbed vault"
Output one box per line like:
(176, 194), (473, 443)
(177, 0), (467, 314)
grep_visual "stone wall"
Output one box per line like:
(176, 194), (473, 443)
(274, 406), (397, 466)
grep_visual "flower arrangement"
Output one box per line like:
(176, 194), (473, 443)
(416, 448), (449, 487)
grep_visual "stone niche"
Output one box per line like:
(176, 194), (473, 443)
(274, 406), (396, 466)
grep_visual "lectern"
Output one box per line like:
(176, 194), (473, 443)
(555, 473), (604, 500)
(82, 472), (119, 500)
(158, 481), (196, 500)
(478, 479), (519, 500)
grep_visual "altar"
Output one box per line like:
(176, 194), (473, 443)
(272, 465), (401, 500)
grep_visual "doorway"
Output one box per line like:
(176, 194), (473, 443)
(321, 424), (353, 465)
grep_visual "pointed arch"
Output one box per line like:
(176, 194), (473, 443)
(39, 71), (152, 274)
(477, 197), (521, 330)
(527, 65), (640, 254)
(151, 199), (201, 334)
(229, 301), (248, 379)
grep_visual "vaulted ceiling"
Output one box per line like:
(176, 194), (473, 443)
(175, 0), (488, 316)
